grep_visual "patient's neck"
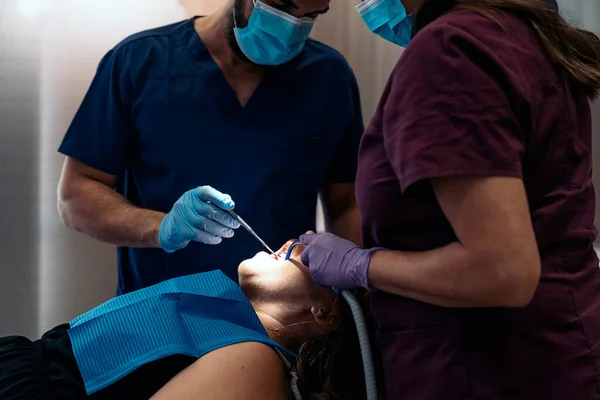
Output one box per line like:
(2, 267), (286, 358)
(252, 302), (298, 349)
(257, 313), (294, 348)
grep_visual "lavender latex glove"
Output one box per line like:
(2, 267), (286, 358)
(299, 233), (383, 290)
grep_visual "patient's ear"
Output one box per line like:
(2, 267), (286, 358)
(311, 306), (341, 331)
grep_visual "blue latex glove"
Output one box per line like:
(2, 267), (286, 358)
(159, 186), (241, 253)
(299, 233), (384, 290)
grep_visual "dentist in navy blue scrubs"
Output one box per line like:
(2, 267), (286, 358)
(56, 0), (363, 294)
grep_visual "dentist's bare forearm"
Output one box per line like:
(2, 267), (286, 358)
(58, 178), (165, 248)
(368, 242), (537, 308)
(368, 243), (487, 308)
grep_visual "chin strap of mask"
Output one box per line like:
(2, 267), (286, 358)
(284, 240), (378, 399)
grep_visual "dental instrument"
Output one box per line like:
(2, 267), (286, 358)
(227, 210), (276, 255)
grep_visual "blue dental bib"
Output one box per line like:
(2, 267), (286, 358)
(68, 270), (292, 394)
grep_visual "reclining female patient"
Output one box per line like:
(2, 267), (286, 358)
(0, 241), (367, 400)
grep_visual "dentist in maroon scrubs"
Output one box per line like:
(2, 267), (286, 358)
(300, 0), (600, 398)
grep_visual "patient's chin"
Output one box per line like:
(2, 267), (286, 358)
(237, 265), (255, 293)
(238, 274), (268, 303)
(237, 260), (254, 280)
(238, 279), (258, 300)
(237, 258), (269, 287)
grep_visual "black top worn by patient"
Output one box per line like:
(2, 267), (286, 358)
(0, 324), (196, 400)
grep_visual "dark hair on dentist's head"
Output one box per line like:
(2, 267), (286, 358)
(414, 0), (600, 100)
(293, 289), (382, 400)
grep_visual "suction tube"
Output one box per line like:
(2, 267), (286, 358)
(340, 289), (378, 400)
(285, 241), (378, 399)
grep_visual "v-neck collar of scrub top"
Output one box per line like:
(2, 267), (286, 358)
(178, 16), (298, 112)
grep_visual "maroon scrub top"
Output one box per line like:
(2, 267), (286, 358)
(356, 9), (600, 400)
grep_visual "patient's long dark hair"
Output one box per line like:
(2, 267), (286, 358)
(414, 0), (600, 100)
(293, 290), (381, 400)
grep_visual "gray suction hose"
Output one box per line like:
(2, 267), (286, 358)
(291, 375), (302, 400)
(274, 347), (303, 400)
(340, 289), (378, 400)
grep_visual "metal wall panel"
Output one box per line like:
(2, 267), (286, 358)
(0, 0), (40, 337)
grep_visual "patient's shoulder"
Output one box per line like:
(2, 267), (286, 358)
(204, 341), (286, 373)
(151, 342), (289, 400)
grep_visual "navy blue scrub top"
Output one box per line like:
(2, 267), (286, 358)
(58, 18), (364, 294)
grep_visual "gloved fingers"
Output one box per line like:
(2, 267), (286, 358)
(299, 233), (318, 245)
(194, 229), (223, 245)
(194, 186), (235, 211)
(187, 212), (235, 238)
(300, 250), (310, 267)
(208, 206), (240, 230)
(190, 197), (240, 229)
(305, 260), (330, 289)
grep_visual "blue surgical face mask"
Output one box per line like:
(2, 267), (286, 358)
(233, 0), (315, 66)
(356, 0), (413, 47)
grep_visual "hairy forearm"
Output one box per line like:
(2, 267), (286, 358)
(368, 242), (532, 308)
(58, 179), (165, 247)
(327, 205), (362, 247)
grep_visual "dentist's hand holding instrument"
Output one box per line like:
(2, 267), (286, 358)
(159, 186), (241, 253)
